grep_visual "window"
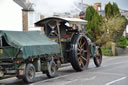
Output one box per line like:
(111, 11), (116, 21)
(126, 25), (128, 33)
(28, 12), (40, 28)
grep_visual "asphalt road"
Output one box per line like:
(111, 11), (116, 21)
(0, 55), (128, 85)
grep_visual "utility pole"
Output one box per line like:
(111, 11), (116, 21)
(81, 0), (84, 11)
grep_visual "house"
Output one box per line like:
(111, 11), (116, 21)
(13, 0), (44, 31)
(120, 9), (128, 37)
(120, 9), (128, 19)
(0, 0), (43, 31)
(0, 0), (22, 31)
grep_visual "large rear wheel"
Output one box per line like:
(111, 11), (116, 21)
(70, 34), (90, 71)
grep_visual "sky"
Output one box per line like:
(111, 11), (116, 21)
(30, 0), (80, 16)
(0, 0), (128, 31)
(83, 0), (128, 10)
(29, 0), (128, 17)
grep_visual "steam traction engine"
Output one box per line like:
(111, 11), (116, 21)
(35, 17), (102, 73)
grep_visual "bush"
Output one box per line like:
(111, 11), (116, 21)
(116, 36), (128, 48)
(101, 48), (112, 56)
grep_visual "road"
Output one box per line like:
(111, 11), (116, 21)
(0, 55), (128, 85)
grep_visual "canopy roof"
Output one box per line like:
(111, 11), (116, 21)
(35, 17), (88, 26)
(0, 31), (60, 58)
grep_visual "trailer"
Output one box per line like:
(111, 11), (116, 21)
(0, 31), (60, 82)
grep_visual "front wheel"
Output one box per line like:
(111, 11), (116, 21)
(23, 63), (35, 83)
(93, 47), (102, 67)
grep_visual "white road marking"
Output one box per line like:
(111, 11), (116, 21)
(32, 74), (69, 84)
(105, 77), (127, 85)
(63, 79), (78, 85)
(82, 76), (96, 81)
(64, 76), (96, 85)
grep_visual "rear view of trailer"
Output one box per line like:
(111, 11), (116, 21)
(0, 31), (60, 83)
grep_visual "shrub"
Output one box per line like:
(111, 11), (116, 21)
(101, 48), (112, 56)
(116, 36), (128, 48)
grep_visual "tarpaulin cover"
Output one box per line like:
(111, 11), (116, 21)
(0, 31), (60, 59)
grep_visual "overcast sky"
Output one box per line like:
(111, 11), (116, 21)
(0, 0), (128, 31)
(83, 0), (128, 10)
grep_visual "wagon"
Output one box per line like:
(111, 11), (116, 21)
(0, 31), (60, 82)
(0, 17), (102, 83)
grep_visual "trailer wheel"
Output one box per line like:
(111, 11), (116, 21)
(23, 63), (35, 83)
(93, 47), (102, 67)
(70, 34), (90, 71)
(46, 60), (57, 78)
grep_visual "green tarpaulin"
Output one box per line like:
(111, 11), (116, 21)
(0, 31), (60, 59)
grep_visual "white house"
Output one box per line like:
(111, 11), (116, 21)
(120, 9), (128, 37)
(0, 0), (42, 31)
(0, 0), (22, 31)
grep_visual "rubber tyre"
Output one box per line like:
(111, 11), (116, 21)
(46, 60), (57, 78)
(93, 47), (102, 67)
(23, 64), (35, 83)
(70, 34), (90, 71)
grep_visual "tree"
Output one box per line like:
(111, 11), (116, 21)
(85, 6), (104, 42)
(101, 2), (127, 47)
(112, 2), (120, 16)
(105, 2), (113, 18)
(96, 16), (127, 46)
(105, 2), (121, 18)
(85, 6), (96, 21)
(85, 3), (127, 47)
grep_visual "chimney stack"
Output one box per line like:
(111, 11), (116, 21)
(93, 3), (101, 11)
(13, 0), (34, 31)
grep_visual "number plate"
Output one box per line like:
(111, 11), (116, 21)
(0, 49), (3, 54)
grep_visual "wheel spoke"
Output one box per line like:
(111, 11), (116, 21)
(78, 39), (83, 49)
(81, 56), (87, 62)
(77, 48), (81, 51)
(81, 59), (85, 67)
(81, 42), (86, 48)
(79, 39), (82, 45)
(78, 57), (82, 65)
(78, 57), (85, 67)
(77, 52), (81, 56)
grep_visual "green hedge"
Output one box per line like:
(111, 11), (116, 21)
(116, 36), (128, 48)
(101, 48), (112, 56)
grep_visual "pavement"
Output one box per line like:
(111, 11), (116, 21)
(0, 55), (128, 85)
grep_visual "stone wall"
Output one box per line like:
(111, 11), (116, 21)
(115, 47), (128, 56)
